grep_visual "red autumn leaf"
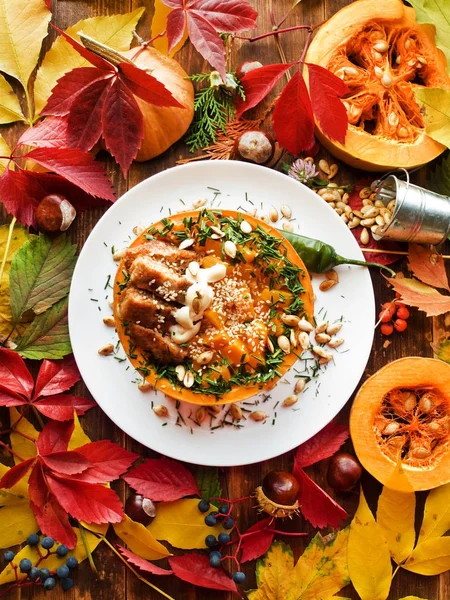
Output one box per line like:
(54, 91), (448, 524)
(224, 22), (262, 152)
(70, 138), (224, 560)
(293, 465), (347, 529)
(118, 62), (183, 108)
(387, 276), (450, 317)
(0, 458), (35, 488)
(0, 351), (96, 421)
(307, 63), (349, 144)
(347, 182), (403, 265)
(163, 0), (257, 80)
(168, 553), (238, 594)
(74, 441), (138, 483)
(0, 167), (44, 226)
(272, 70), (315, 155)
(18, 117), (69, 148)
(240, 518), (274, 563)
(37, 420), (75, 456)
(23, 147), (115, 200)
(0, 348), (34, 397)
(294, 421), (349, 468)
(236, 63), (294, 118)
(117, 546), (173, 575)
(40, 451), (91, 475)
(408, 244), (450, 290)
(101, 78), (144, 176)
(47, 475), (124, 524)
(67, 78), (112, 151)
(123, 457), (200, 501)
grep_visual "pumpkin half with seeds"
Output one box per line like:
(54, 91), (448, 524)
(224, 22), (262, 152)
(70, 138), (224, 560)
(113, 210), (314, 405)
(305, 0), (450, 170)
(350, 357), (450, 491)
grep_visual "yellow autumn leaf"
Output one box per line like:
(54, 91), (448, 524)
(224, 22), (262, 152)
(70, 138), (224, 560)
(0, 528), (101, 584)
(0, 0), (51, 89)
(148, 498), (225, 549)
(81, 521), (109, 536)
(151, 0), (188, 57)
(0, 74), (24, 124)
(348, 489), (392, 600)
(291, 529), (350, 600)
(0, 223), (29, 339)
(0, 462), (37, 548)
(377, 486), (416, 563)
(113, 515), (169, 561)
(68, 412), (91, 450)
(0, 134), (11, 173)
(9, 407), (38, 464)
(398, 597), (429, 600)
(34, 8), (145, 116)
(418, 482), (450, 543)
(0, 463), (29, 502)
(247, 541), (295, 600)
(404, 536), (450, 575)
(414, 88), (450, 147)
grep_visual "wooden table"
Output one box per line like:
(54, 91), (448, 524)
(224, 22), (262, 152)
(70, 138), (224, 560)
(2, 0), (448, 598)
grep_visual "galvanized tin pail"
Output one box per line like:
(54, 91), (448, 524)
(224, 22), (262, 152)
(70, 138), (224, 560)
(372, 174), (450, 245)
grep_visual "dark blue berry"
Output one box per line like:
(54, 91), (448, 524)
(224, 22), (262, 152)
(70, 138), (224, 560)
(56, 545), (69, 558)
(233, 571), (246, 584)
(28, 567), (40, 581)
(56, 565), (70, 579)
(219, 504), (229, 514)
(27, 533), (40, 546)
(39, 568), (51, 581)
(66, 556), (78, 569)
(41, 537), (55, 550)
(223, 517), (235, 530)
(19, 558), (32, 573)
(198, 499), (210, 513)
(3, 551), (15, 562)
(60, 577), (74, 591)
(218, 532), (230, 545)
(205, 534), (217, 548)
(43, 577), (56, 590)
(209, 550), (222, 568)
(204, 514), (217, 527)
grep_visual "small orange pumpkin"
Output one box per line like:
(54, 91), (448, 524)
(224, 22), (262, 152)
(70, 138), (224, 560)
(350, 357), (450, 491)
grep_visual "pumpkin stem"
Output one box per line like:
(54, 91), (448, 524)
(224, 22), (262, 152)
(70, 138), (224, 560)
(79, 33), (134, 66)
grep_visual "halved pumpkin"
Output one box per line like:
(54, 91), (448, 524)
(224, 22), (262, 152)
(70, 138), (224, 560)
(113, 210), (314, 406)
(350, 357), (450, 491)
(305, 0), (450, 171)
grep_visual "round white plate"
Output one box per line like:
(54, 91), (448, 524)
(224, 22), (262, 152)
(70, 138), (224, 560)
(69, 161), (374, 466)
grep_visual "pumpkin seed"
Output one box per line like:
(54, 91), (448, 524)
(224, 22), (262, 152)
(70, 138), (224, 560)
(283, 395), (298, 407)
(153, 405), (169, 417)
(98, 343), (114, 356)
(250, 410), (268, 422)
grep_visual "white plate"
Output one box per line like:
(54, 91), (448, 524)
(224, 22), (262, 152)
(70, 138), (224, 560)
(69, 161), (374, 466)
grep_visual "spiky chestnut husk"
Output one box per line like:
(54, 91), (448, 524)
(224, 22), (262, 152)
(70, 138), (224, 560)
(255, 471), (300, 518)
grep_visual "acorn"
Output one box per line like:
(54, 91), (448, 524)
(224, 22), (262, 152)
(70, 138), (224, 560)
(125, 493), (156, 526)
(255, 471), (300, 518)
(236, 60), (263, 80)
(234, 131), (275, 165)
(35, 194), (76, 234)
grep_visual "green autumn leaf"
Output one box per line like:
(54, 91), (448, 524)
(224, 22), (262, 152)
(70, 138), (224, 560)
(427, 152), (450, 196)
(0, 74), (24, 124)
(9, 233), (77, 325)
(15, 296), (71, 359)
(247, 541), (294, 600)
(414, 88), (450, 147)
(34, 8), (145, 115)
(0, 529), (101, 584)
(195, 466), (222, 501)
(408, 0), (450, 71)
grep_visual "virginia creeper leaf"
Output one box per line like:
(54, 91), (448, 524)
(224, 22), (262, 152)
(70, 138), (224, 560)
(0, 458), (35, 489)
(67, 78), (112, 151)
(169, 553), (238, 593)
(272, 70), (315, 155)
(236, 63), (295, 118)
(34, 355), (80, 397)
(307, 64), (349, 144)
(376, 486), (416, 563)
(407, 244), (450, 290)
(348, 489), (392, 600)
(15, 296), (71, 360)
(294, 421), (349, 468)
(37, 420), (75, 456)
(404, 537), (450, 575)
(118, 62), (184, 108)
(116, 545), (173, 574)
(33, 394), (95, 423)
(152, 0), (189, 57)
(241, 518), (275, 563)
(9, 233), (77, 324)
(18, 117), (69, 148)
(387, 276), (450, 317)
(0, 168), (44, 226)
(0, 74), (25, 124)
(0, 348), (34, 397)
(113, 515), (170, 561)
(74, 441), (138, 483)
(124, 457), (200, 501)
(41, 451), (91, 476)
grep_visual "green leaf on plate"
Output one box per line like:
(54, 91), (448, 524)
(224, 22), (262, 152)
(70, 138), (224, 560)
(15, 296), (71, 359)
(414, 88), (450, 147)
(408, 0), (450, 72)
(195, 466), (222, 501)
(9, 232), (77, 325)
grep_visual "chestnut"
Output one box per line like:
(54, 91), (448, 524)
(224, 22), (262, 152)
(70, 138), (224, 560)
(236, 60), (263, 80)
(327, 453), (362, 492)
(35, 194), (76, 234)
(125, 493), (156, 526)
(255, 471), (300, 518)
(234, 131), (275, 165)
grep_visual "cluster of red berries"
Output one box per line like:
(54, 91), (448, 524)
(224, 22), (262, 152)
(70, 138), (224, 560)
(379, 298), (410, 336)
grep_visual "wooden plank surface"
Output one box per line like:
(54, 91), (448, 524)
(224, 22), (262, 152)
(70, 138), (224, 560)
(1, 0), (448, 598)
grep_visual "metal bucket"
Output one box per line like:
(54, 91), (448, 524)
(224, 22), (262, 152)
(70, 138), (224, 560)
(372, 174), (450, 245)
